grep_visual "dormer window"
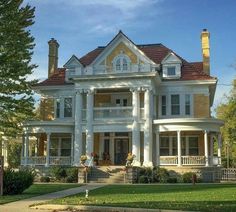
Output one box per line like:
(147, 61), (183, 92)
(161, 52), (182, 79)
(167, 66), (176, 76)
(113, 54), (131, 72)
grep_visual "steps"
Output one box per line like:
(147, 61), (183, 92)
(87, 166), (126, 183)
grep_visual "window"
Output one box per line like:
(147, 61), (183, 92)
(172, 137), (177, 155)
(185, 94), (190, 115)
(189, 137), (199, 155)
(61, 138), (71, 156)
(161, 95), (166, 116)
(50, 138), (71, 157)
(64, 98), (72, 117)
(50, 138), (59, 156)
(181, 137), (186, 156)
(56, 99), (60, 118)
(123, 58), (128, 71)
(167, 66), (176, 76)
(171, 95), (180, 115)
(113, 54), (130, 72)
(116, 58), (121, 71)
(160, 137), (169, 156)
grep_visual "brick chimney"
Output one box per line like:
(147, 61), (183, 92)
(201, 29), (210, 75)
(48, 38), (59, 77)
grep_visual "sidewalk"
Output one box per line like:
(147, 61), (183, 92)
(0, 184), (105, 212)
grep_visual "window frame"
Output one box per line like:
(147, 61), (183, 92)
(64, 97), (73, 118)
(171, 94), (180, 115)
(113, 54), (131, 72)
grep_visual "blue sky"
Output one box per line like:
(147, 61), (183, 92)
(26, 0), (236, 110)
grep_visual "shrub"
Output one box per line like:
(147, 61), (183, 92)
(138, 175), (148, 183)
(40, 176), (50, 182)
(3, 168), (34, 195)
(66, 167), (78, 183)
(153, 167), (169, 183)
(138, 168), (153, 183)
(167, 177), (177, 183)
(50, 166), (67, 181)
(182, 172), (196, 183)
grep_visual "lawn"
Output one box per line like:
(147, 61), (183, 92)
(0, 183), (81, 205)
(49, 184), (236, 212)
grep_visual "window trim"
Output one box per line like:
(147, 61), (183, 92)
(171, 94), (180, 115)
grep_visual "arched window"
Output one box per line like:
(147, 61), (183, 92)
(116, 58), (121, 71)
(122, 58), (128, 71)
(113, 54), (131, 72)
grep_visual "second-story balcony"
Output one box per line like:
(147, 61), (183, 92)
(82, 107), (144, 120)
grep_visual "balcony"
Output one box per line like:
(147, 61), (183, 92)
(81, 107), (145, 120)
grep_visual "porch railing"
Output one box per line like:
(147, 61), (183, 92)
(49, 156), (71, 165)
(181, 156), (205, 165)
(160, 156), (178, 165)
(21, 156), (71, 166)
(22, 156), (46, 165)
(94, 107), (132, 119)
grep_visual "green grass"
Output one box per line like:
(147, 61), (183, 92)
(0, 183), (81, 205)
(49, 184), (236, 212)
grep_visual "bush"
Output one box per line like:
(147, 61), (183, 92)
(138, 168), (153, 183)
(3, 168), (34, 195)
(50, 166), (67, 181)
(66, 167), (78, 183)
(167, 177), (177, 183)
(138, 175), (148, 183)
(182, 172), (196, 183)
(40, 176), (50, 182)
(50, 167), (78, 183)
(153, 167), (169, 183)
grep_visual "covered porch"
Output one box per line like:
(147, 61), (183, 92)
(154, 118), (224, 167)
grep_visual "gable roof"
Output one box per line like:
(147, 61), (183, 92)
(36, 32), (215, 87)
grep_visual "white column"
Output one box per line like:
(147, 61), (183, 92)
(74, 90), (83, 166)
(210, 134), (214, 166)
(45, 132), (51, 167)
(86, 89), (94, 160)
(70, 133), (74, 165)
(143, 88), (153, 167)
(131, 88), (140, 165)
(24, 133), (29, 166)
(204, 130), (209, 167)
(177, 131), (181, 166)
(156, 132), (160, 166)
(217, 133), (222, 166)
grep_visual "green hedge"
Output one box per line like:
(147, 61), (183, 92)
(49, 166), (78, 183)
(3, 169), (35, 195)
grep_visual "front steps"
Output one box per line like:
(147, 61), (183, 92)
(87, 166), (126, 183)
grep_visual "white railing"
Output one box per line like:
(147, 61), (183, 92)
(94, 106), (132, 119)
(182, 156), (205, 165)
(160, 156), (178, 165)
(49, 156), (71, 165)
(22, 156), (46, 165)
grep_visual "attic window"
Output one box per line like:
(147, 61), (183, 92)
(167, 66), (176, 76)
(113, 54), (131, 72)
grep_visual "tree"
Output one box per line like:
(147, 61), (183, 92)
(0, 0), (37, 139)
(216, 79), (236, 167)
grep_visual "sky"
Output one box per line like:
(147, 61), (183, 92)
(25, 0), (236, 111)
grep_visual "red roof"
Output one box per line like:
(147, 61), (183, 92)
(36, 43), (214, 87)
(36, 68), (68, 86)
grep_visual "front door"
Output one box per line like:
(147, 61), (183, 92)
(114, 138), (129, 165)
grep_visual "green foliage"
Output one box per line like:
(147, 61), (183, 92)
(167, 177), (178, 183)
(40, 176), (50, 182)
(7, 139), (22, 168)
(0, 0), (37, 137)
(182, 172), (198, 183)
(138, 167), (153, 183)
(3, 168), (34, 195)
(50, 166), (78, 183)
(216, 83), (236, 165)
(153, 167), (170, 183)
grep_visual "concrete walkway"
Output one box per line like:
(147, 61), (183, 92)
(0, 184), (105, 212)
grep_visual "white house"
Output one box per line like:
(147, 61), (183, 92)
(22, 30), (223, 174)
